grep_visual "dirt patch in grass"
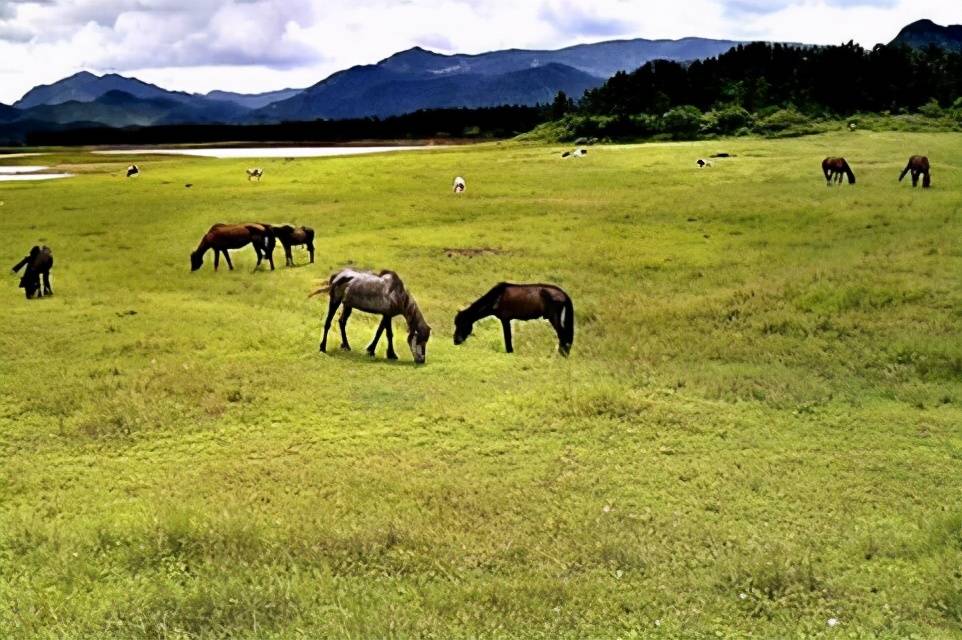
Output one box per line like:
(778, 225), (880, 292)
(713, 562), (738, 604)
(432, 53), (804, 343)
(443, 247), (504, 258)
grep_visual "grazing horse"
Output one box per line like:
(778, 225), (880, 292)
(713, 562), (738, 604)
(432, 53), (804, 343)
(696, 158), (712, 168)
(453, 176), (466, 193)
(126, 165), (139, 178)
(273, 224), (315, 266)
(311, 269), (431, 364)
(12, 245), (53, 299)
(453, 282), (574, 356)
(899, 155), (931, 188)
(246, 168), (263, 181)
(822, 157), (856, 185)
(190, 223), (275, 272)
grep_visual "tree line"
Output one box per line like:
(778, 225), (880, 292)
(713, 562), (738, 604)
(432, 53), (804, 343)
(16, 105), (546, 146)
(542, 41), (962, 140)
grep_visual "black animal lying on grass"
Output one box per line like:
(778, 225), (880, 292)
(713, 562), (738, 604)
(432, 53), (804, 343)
(12, 245), (53, 299)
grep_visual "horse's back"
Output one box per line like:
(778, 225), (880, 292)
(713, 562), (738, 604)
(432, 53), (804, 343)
(497, 283), (567, 319)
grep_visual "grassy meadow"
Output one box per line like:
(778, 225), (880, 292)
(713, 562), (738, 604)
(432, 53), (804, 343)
(2, 132), (962, 638)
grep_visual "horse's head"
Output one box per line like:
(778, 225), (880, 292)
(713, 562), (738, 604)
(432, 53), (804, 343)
(453, 309), (473, 345)
(408, 322), (431, 364)
(190, 250), (204, 271)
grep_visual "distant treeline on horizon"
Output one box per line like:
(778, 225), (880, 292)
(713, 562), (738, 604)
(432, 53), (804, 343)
(20, 106), (546, 146)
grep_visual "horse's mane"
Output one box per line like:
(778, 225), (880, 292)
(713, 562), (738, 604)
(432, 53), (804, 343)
(462, 282), (509, 317)
(402, 293), (430, 336)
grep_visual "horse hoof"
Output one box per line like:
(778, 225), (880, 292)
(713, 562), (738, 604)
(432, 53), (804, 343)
(387, 353), (398, 360)
(366, 349), (376, 357)
(340, 345), (351, 351)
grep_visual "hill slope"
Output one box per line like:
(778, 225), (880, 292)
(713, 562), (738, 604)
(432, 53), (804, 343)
(890, 19), (962, 52)
(257, 37), (742, 121)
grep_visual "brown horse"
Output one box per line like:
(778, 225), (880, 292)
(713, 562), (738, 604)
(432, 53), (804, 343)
(822, 157), (855, 185)
(311, 268), (431, 363)
(190, 223), (275, 271)
(12, 245), (53, 299)
(453, 282), (574, 356)
(272, 224), (315, 266)
(899, 155), (931, 188)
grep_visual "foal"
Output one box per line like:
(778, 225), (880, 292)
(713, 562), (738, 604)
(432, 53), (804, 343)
(453, 282), (574, 356)
(899, 155), (931, 188)
(312, 269), (431, 363)
(822, 157), (856, 185)
(272, 224), (315, 266)
(190, 223), (275, 271)
(12, 245), (53, 299)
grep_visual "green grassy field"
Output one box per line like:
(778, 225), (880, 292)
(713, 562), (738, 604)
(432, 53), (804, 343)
(2, 132), (961, 639)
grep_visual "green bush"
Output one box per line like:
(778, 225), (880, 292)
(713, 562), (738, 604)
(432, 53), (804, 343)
(919, 99), (944, 118)
(662, 105), (704, 138)
(705, 106), (754, 134)
(756, 108), (813, 134)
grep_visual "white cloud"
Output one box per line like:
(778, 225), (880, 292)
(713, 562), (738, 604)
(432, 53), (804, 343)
(0, 0), (957, 104)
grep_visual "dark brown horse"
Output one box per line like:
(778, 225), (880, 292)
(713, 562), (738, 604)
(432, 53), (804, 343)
(272, 225), (315, 266)
(822, 157), (856, 185)
(12, 245), (53, 299)
(453, 282), (574, 356)
(899, 155), (931, 188)
(190, 223), (275, 271)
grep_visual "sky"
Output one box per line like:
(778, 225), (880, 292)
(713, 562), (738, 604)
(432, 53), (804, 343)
(0, 0), (958, 103)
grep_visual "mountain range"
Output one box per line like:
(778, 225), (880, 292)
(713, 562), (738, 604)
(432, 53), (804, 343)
(0, 36), (741, 133)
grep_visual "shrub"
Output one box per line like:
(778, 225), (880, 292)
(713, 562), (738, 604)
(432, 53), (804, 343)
(756, 108), (812, 134)
(919, 99), (943, 118)
(662, 105), (704, 139)
(705, 106), (754, 134)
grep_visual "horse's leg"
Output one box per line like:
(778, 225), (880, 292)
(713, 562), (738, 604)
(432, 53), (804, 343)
(266, 238), (275, 271)
(367, 316), (388, 356)
(285, 243), (294, 267)
(547, 307), (567, 355)
(338, 306), (353, 350)
(214, 249), (220, 271)
(320, 296), (340, 352)
(223, 250), (234, 271)
(253, 244), (263, 269)
(42, 270), (52, 295)
(501, 318), (513, 353)
(385, 318), (398, 360)
(912, 171), (919, 187)
(307, 241), (315, 264)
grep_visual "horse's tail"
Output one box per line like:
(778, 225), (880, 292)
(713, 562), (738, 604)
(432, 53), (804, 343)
(310, 270), (354, 298)
(899, 161), (911, 182)
(843, 161), (856, 184)
(308, 283), (331, 298)
(559, 294), (575, 356)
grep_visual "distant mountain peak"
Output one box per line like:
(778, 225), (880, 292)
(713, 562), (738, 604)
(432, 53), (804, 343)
(891, 19), (962, 51)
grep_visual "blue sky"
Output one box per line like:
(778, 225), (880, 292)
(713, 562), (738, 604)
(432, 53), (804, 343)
(0, 0), (957, 102)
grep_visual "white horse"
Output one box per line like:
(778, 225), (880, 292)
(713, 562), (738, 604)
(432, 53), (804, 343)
(453, 176), (466, 193)
(246, 168), (264, 181)
(311, 269), (432, 363)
